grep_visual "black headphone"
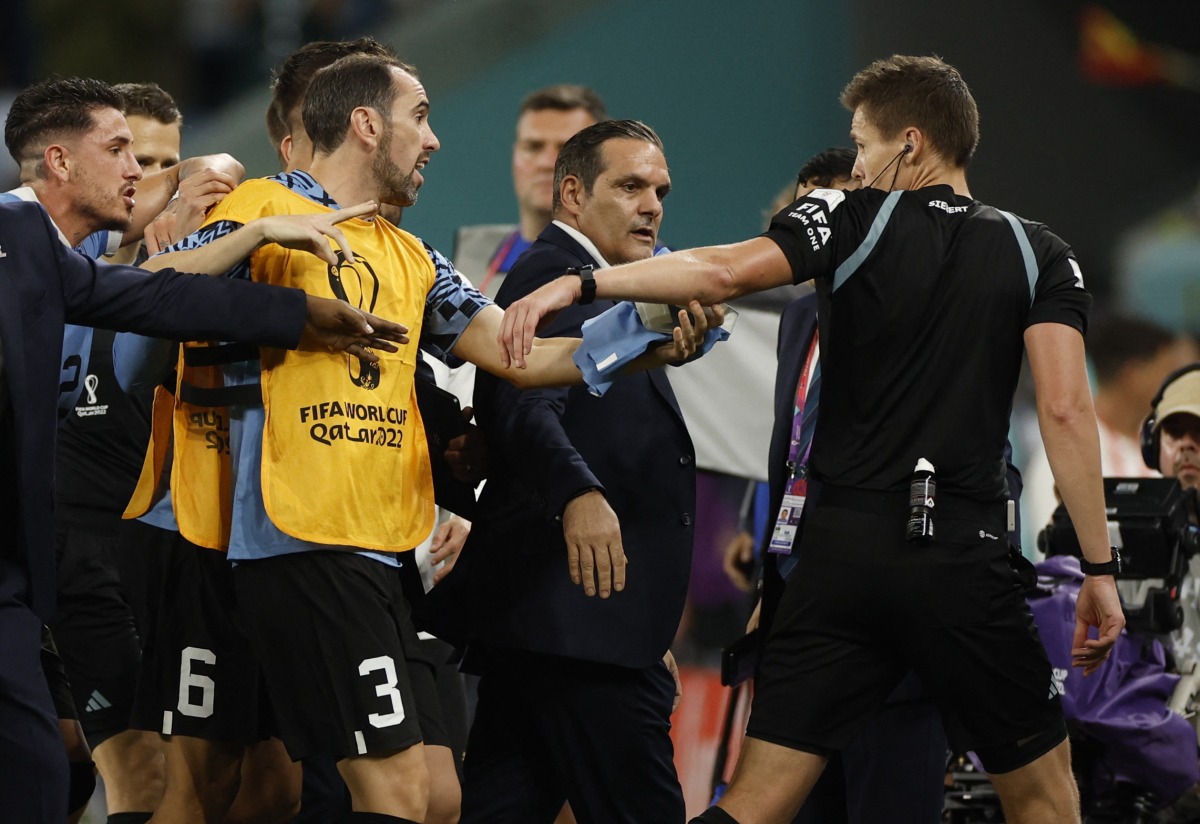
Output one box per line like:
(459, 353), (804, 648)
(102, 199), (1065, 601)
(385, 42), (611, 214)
(1141, 363), (1200, 470)
(902, 143), (913, 155)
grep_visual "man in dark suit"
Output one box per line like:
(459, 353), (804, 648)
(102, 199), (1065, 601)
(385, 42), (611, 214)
(0, 197), (405, 824)
(443, 120), (692, 823)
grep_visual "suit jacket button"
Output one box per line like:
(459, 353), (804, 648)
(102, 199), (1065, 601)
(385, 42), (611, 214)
(680, 513), (692, 526)
(679, 455), (692, 466)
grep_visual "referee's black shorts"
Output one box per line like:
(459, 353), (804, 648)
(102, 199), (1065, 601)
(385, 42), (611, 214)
(748, 485), (1062, 767)
(233, 550), (444, 762)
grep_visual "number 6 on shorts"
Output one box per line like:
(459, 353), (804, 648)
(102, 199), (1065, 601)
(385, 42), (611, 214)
(178, 646), (216, 718)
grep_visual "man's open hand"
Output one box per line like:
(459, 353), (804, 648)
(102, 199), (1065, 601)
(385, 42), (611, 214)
(258, 201), (380, 267)
(498, 274), (582, 368)
(562, 489), (626, 598)
(301, 295), (408, 362)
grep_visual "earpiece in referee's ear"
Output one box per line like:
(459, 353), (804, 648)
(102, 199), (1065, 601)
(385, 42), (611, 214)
(903, 143), (913, 155)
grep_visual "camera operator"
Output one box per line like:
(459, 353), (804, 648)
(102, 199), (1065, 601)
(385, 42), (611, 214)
(1143, 364), (1200, 823)
(1149, 366), (1200, 494)
(1142, 366), (1200, 660)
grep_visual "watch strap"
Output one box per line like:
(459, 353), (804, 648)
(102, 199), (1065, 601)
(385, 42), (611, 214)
(568, 264), (597, 305)
(1079, 547), (1122, 576)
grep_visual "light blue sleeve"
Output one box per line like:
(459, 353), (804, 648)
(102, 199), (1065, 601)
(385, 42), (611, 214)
(113, 332), (175, 393)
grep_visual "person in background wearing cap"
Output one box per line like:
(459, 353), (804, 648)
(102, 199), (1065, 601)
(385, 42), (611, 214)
(1143, 365), (1200, 665)
(1143, 364), (1200, 823)
(1148, 366), (1200, 493)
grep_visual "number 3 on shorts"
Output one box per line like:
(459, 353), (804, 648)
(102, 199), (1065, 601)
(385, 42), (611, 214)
(359, 655), (406, 728)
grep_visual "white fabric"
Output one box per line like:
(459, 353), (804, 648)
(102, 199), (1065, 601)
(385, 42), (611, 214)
(666, 304), (779, 481)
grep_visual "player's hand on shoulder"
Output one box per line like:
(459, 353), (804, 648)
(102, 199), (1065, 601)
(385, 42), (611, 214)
(143, 170), (238, 255)
(178, 153), (245, 185)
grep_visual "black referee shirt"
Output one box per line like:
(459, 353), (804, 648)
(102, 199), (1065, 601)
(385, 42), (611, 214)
(764, 184), (1089, 502)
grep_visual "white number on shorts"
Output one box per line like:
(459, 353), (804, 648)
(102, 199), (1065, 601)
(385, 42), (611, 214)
(358, 655), (406, 728)
(178, 646), (216, 719)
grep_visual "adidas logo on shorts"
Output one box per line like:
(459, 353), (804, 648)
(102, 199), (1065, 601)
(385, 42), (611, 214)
(85, 690), (112, 712)
(1047, 668), (1068, 700)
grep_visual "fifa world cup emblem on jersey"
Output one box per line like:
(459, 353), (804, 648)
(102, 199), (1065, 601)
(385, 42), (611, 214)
(327, 251), (381, 389)
(84, 374), (100, 405)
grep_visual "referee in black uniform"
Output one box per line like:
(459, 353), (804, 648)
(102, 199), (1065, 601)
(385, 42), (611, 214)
(497, 54), (1124, 824)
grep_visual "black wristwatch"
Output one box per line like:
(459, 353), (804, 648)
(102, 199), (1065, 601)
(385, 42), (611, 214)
(1079, 547), (1122, 576)
(567, 264), (597, 305)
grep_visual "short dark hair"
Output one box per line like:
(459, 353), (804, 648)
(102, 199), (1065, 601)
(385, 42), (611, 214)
(4, 76), (124, 167)
(797, 147), (856, 189)
(267, 37), (397, 149)
(518, 84), (607, 122)
(113, 82), (182, 126)
(840, 55), (980, 168)
(303, 53), (418, 156)
(552, 119), (663, 214)
(1088, 314), (1178, 385)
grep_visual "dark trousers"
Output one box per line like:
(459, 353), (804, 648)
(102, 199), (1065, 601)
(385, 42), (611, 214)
(0, 556), (69, 823)
(461, 647), (683, 824)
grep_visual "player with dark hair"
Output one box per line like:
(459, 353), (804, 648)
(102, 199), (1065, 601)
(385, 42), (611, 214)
(0, 184), (407, 824)
(117, 53), (711, 824)
(265, 36), (397, 169)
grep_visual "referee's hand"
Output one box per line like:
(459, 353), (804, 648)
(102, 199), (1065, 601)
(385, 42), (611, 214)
(562, 490), (626, 598)
(1071, 574), (1124, 676)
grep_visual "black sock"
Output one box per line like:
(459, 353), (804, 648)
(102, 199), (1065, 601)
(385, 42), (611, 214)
(68, 760), (96, 814)
(107, 814), (154, 824)
(690, 808), (741, 824)
(337, 814), (420, 824)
